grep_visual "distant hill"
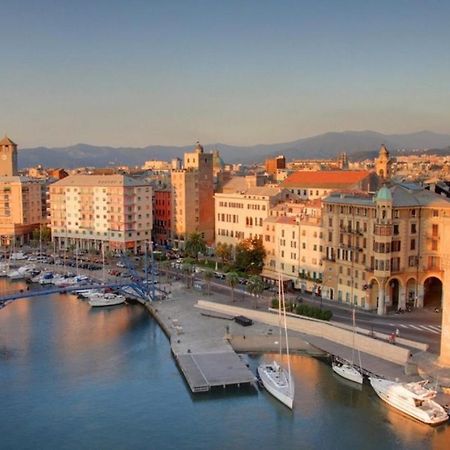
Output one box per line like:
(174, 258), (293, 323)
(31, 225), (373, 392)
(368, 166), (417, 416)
(18, 130), (450, 168)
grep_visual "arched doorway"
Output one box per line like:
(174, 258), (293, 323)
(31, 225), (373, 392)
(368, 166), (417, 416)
(423, 277), (443, 309)
(388, 278), (400, 310)
(406, 278), (416, 309)
(368, 279), (379, 311)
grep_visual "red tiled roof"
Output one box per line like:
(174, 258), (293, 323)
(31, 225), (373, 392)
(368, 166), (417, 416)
(281, 170), (371, 189)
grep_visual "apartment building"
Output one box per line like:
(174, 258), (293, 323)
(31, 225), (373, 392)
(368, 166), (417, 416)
(171, 142), (214, 245)
(0, 177), (44, 245)
(321, 183), (450, 315)
(49, 175), (152, 252)
(215, 185), (292, 248)
(262, 200), (323, 291)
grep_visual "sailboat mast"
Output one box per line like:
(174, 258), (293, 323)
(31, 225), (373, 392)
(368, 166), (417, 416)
(280, 277), (292, 387)
(351, 308), (355, 365)
(278, 274), (282, 357)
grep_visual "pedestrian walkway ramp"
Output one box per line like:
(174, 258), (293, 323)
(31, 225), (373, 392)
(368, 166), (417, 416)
(175, 351), (256, 393)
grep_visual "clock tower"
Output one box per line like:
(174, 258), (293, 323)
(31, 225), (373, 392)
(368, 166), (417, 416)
(0, 135), (18, 176)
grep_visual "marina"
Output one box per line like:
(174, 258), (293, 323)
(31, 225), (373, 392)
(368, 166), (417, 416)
(1, 281), (449, 450)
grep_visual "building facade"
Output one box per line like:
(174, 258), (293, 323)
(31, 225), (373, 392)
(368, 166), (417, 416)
(215, 186), (292, 248)
(0, 177), (44, 245)
(49, 175), (152, 252)
(153, 188), (171, 246)
(321, 184), (450, 315)
(171, 142), (214, 245)
(262, 200), (323, 291)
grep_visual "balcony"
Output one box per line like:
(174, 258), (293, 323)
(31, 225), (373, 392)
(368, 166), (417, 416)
(374, 224), (392, 237)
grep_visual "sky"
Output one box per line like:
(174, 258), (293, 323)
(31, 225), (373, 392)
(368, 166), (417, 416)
(1, 0), (450, 148)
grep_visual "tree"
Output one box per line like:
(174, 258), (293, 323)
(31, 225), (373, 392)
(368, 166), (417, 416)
(226, 271), (239, 303)
(247, 275), (265, 309)
(31, 225), (52, 245)
(203, 269), (214, 296)
(234, 237), (266, 274)
(184, 233), (206, 259)
(216, 242), (232, 264)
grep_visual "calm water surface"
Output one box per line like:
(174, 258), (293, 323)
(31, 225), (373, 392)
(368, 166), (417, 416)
(0, 279), (449, 450)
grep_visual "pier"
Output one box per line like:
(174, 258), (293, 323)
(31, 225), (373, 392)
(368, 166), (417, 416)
(141, 283), (256, 393)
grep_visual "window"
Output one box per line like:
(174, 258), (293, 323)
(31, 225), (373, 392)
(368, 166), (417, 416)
(393, 224), (399, 235)
(432, 210), (439, 217)
(432, 224), (438, 237)
(410, 239), (416, 251)
(410, 209), (416, 217)
(411, 223), (416, 234)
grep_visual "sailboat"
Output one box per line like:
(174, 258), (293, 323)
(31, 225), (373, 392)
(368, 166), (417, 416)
(257, 275), (295, 409)
(332, 308), (363, 384)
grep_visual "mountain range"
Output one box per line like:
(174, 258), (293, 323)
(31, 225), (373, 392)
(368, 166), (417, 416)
(18, 130), (450, 168)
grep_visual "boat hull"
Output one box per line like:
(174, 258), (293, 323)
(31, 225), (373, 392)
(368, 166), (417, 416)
(88, 296), (126, 307)
(257, 363), (294, 409)
(332, 362), (363, 384)
(370, 378), (449, 426)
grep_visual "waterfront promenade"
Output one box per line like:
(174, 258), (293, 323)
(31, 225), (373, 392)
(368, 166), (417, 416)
(141, 282), (429, 389)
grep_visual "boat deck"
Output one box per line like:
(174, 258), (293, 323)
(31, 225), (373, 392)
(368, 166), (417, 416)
(175, 352), (256, 392)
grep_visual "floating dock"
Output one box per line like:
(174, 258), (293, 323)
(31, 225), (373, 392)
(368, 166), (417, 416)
(175, 352), (256, 392)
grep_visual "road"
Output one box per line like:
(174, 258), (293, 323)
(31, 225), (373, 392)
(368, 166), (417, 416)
(171, 269), (444, 355)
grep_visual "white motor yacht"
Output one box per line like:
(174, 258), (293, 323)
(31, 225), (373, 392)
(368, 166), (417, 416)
(8, 266), (37, 280)
(88, 293), (126, 307)
(370, 377), (449, 425)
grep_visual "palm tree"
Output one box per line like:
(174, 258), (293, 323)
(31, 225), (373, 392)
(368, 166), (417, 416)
(226, 271), (239, 303)
(247, 275), (265, 309)
(203, 269), (214, 296)
(184, 232), (206, 260)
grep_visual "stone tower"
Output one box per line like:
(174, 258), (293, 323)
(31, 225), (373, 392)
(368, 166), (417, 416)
(0, 135), (18, 176)
(375, 144), (391, 180)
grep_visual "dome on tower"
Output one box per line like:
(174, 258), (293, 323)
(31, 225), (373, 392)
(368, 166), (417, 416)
(375, 185), (392, 202)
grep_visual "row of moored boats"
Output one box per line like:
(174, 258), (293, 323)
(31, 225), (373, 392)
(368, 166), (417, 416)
(256, 276), (448, 426)
(0, 263), (126, 308)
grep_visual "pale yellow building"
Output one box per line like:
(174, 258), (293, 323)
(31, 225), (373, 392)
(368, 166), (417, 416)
(215, 185), (292, 248)
(322, 183), (450, 314)
(262, 200), (323, 291)
(0, 177), (44, 245)
(49, 175), (152, 252)
(171, 142), (215, 244)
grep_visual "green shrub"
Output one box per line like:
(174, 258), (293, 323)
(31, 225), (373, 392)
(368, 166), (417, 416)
(295, 304), (332, 321)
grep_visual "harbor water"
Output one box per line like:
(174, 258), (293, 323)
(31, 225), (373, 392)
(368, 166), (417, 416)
(0, 279), (449, 450)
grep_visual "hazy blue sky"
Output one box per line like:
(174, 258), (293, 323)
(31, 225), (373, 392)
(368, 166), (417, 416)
(1, 0), (450, 147)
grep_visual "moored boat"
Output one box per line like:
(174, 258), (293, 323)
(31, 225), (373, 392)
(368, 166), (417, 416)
(332, 359), (363, 385)
(88, 293), (126, 307)
(257, 274), (294, 409)
(258, 361), (294, 409)
(370, 377), (449, 426)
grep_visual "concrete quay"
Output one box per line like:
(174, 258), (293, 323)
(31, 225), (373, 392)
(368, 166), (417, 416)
(139, 282), (442, 394)
(141, 282), (256, 392)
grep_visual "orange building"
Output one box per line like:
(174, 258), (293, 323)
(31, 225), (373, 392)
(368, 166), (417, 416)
(171, 142), (215, 245)
(0, 177), (44, 245)
(265, 155), (286, 175)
